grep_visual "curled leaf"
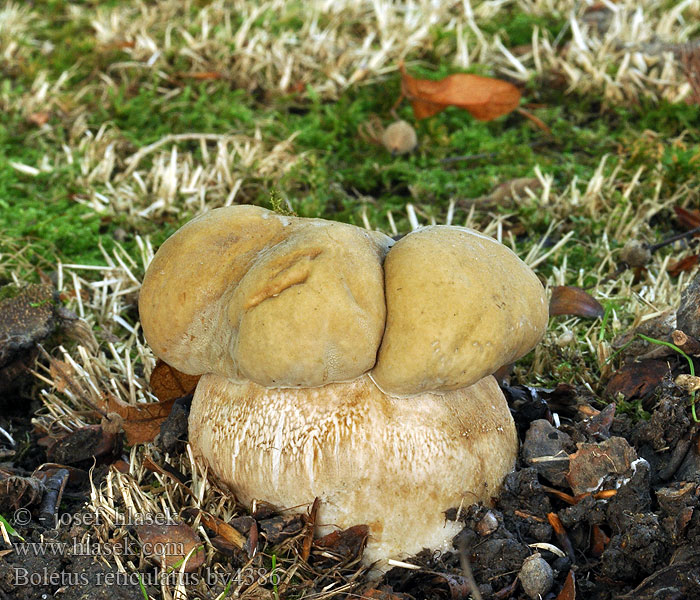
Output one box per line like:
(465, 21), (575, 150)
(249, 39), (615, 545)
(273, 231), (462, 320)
(150, 359), (200, 402)
(399, 62), (521, 121)
(549, 286), (604, 318)
(674, 205), (700, 230)
(98, 394), (176, 445)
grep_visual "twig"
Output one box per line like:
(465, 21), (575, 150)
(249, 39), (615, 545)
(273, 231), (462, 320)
(515, 107), (551, 134)
(458, 539), (483, 600)
(38, 468), (69, 528)
(440, 140), (551, 164)
(648, 225), (700, 253)
(672, 330), (700, 356)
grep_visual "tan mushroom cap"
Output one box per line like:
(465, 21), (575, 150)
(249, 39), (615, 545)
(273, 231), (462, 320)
(371, 226), (548, 397)
(188, 372), (518, 566)
(139, 206), (392, 387)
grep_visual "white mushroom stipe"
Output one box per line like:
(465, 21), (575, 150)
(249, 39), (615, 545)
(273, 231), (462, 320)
(188, 373), (518, 567)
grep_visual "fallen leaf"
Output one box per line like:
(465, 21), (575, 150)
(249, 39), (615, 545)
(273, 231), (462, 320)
(33, 463), (89, 487)
(591, 524), (610, 558)
(197, 511), (246, 550)
(301, 497), (321, 561)
(98, 394), (176, 445)
(674, 205), (700, 230)
(258, 514), (305, 544)
(135, 523), (204, 572)
(555, 570), (576, 600)
(549, 286), (604, 318)
(566, 437), (638, 496)
(150, 359), (200, 402)
(46, 424), (120, 464)
(361, 588), (411, 600)
(399, 62), (521, 121)
(668, 254), (699, 277)
(604, 359), (669, 401)
(314, 524), (368, 561)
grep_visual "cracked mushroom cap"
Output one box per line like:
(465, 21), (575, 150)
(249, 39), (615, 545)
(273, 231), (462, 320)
(139, 205), (392, 387)
(188, 372), (518, 566)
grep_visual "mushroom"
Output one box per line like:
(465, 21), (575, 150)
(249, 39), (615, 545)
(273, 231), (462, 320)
(139, 205), (548, 567)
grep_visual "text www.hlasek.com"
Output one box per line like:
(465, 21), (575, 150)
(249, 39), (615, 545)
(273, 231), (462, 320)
(12, 538), (184, 558)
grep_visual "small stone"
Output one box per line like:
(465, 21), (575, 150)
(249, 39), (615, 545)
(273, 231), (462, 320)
(476, 510), (499, 536)
(522, 419), (572, 486)
(519, 553), (554, 599)
(381, 120), (417, 155)
(556, 329), (574, 346)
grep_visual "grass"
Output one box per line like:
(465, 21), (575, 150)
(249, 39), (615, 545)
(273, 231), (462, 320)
(3, 0), (700, 598)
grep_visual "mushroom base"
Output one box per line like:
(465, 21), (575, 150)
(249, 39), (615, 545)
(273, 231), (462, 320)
(188, 373), (518, 568)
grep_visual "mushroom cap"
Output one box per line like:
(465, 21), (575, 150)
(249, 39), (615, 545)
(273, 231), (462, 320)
(188, 372), (518, 566)
(139, 206), (392, 387)
(371, 226), (548, 396)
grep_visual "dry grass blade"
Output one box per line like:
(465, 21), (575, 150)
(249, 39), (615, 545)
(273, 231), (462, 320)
(681, 43), (700, 104)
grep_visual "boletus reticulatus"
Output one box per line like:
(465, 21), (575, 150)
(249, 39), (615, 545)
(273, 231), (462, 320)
(139, 205), (547, 567)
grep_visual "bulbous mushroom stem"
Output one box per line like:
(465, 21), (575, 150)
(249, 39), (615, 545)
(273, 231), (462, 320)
(188, 372), (518, 567)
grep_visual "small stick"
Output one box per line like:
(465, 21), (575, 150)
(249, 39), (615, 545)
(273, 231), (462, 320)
(38, 469), (69, 528)
(648, 225), (700, 253)
(301, 497), (320, 562)
(440, 139), (551, 164)
(514, 510), (547, 523)
(672, 330), (700, 356)
(493, 576), (519, 600)
(457, 539), (483, 600)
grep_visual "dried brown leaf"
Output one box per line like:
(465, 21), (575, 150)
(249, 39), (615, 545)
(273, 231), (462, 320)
(555, 570), (576, 600)
(197, 511), (246, 550)
(98, 394), (175, 445)
(314, 524), (369, 561)
(668, 254), (699, 277)
(566, 437), (637, 496)
(549, 286), (604, 318)
(150, 359), (200, 402)
(399, 62), (521, 121)
(604, 359), (669, 401)
(135, 523), (204, 572)
(674, 205), (700, 230)
(301, 497), (321, 561)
